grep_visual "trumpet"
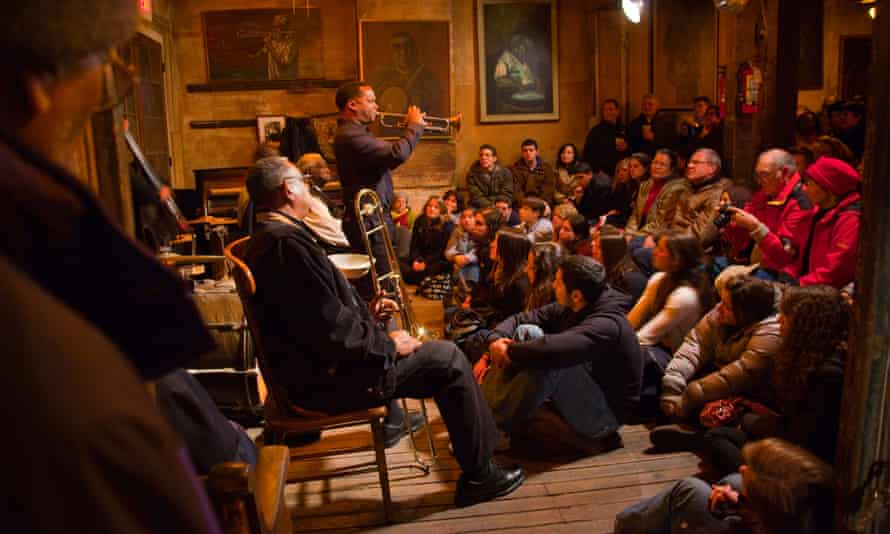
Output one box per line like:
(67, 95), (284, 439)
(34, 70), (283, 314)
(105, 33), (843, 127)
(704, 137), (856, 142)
(378, 112), (462, 134)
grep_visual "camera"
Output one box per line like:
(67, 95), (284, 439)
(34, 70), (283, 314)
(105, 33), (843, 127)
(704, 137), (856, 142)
(714, 204), (733, 228)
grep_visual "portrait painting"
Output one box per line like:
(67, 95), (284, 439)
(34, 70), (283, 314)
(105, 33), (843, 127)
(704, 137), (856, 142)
(203, 9), (323, 82)
(477, 0), (559, 123)
(257, 115), (286, 145)
(653, 0), (717, 108)
(360, 20), (451, 138)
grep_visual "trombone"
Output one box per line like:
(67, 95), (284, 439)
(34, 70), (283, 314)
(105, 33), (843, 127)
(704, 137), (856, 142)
(354, 188), (437, 463)
(354, 188), (434, 342)
(378, 112), (462, 134)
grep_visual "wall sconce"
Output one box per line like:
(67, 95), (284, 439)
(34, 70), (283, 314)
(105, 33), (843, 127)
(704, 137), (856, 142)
(622, 0), (643, 24)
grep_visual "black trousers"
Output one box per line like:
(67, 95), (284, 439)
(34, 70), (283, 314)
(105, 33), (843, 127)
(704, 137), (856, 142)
(385, 340), (499, 474)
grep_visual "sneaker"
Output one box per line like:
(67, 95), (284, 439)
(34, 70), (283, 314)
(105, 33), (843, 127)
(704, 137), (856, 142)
(454, 462), (524, 507)
(383, 411), (425, 448)
(649, 424), (701, 452)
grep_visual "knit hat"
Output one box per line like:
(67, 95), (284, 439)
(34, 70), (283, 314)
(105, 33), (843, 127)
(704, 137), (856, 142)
(1, 1), (138, 71)
(804, 157), (861, 196)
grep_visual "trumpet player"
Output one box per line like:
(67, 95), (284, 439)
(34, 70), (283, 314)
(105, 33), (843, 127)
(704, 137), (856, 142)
(334, 81), (426, 293)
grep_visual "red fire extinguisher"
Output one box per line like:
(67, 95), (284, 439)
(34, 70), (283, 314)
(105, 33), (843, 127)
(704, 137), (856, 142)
(737, 61), (763, 114)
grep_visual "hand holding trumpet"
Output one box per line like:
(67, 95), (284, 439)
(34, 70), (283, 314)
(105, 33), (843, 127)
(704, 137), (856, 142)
(404, 105), (426, 128)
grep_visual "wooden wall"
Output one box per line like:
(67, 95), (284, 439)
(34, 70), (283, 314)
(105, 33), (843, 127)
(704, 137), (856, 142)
(159, 0), (593, 212)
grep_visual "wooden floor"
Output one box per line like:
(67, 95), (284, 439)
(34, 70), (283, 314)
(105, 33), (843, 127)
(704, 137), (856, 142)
(279, 293), (701, 532)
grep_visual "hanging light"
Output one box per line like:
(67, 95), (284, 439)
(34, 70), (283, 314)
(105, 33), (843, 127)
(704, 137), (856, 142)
(622, 0), (643, 24)
(859, 0), (879, 20)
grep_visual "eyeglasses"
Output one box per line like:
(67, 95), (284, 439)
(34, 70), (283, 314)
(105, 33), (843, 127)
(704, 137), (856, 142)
(754, 170), (776, 180)
(93, 49), (139, 113)
(689, 159), (715, 166)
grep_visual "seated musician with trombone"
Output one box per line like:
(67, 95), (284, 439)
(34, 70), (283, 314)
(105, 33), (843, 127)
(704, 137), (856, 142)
(242, 157), (525, 508)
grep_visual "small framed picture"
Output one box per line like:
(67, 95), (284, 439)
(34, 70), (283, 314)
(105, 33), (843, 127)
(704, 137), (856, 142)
(256, 115), (286, 145)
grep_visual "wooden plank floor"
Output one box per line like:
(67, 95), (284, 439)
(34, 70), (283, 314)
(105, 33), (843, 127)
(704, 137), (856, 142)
(278, 293), (700, 532)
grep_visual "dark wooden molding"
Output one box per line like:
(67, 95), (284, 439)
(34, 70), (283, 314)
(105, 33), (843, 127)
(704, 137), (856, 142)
(186, 79), (351, 93)
(189, 119), (257, 130)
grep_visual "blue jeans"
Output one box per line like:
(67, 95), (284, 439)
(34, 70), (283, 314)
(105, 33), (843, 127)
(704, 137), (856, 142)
(481, 324), (619, 439)
(615, 474), (742, 534)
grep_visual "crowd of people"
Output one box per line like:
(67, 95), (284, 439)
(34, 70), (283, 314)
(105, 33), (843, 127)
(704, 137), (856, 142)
(1, 0), (866, 523)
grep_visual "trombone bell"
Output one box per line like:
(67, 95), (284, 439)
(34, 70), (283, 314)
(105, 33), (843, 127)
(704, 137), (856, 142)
(378, 112), (462, 134)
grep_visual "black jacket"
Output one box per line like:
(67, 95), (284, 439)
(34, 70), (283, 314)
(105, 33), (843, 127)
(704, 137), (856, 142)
(245, 216), (397, 413)
(488, 288), (643, 421)
(334, 118), (422, 215)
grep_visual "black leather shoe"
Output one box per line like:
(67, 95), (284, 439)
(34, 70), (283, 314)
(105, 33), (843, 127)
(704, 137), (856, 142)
(383, 411), (425, 448)
(454, 462), (524, 507)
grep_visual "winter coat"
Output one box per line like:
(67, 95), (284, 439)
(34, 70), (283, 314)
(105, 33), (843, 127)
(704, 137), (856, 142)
(661, 307), (781, 419)
(724, 173), (815, 276)
(510, 157), (556, 205)
(466, 162), (514, 208)
(624, 175), (689, 238)
(752, 190), (860, 289)
(671, 175), (732, 248)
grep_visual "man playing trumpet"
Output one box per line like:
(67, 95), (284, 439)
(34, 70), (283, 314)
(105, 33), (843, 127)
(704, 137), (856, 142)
(334, 81), (425, 292)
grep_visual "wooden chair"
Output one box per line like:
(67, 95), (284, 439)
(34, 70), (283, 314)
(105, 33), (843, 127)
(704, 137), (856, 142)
(224, 236), (425, 523)
(206, 445), (294, 534)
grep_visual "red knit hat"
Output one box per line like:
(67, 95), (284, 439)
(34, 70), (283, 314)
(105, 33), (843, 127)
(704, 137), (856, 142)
(804, 156), (861, 196)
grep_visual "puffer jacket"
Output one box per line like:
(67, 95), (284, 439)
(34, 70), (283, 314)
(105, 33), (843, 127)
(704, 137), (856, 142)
(661, 307), (781, 419)
(467, 162), (514, 208)
(671, 175), (731, 248)
(624, 175), (689, 238)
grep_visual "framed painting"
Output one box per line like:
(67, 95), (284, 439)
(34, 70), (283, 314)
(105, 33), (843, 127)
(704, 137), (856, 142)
(202, 9), (323, 82)
(477, 0), (559, 123)
(652, 0), (717, 108)
(257, 115), (286, 145)
(359, 20), (451, 138)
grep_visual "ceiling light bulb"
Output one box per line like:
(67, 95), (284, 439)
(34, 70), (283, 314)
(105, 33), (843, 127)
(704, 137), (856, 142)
(623, 0), (642, 24)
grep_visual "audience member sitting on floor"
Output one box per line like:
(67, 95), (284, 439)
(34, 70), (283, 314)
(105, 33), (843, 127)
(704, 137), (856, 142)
(400, 195), (454, 285)
(558, 213), (593, 256)
(615, 438), (835, 534)
(598, 226), (648, 307)
(480, 227), (532, 325)
(442, 189), (461, 225)
(391, 191), (412, 228)
(656, 274), (780, 428)
(629, 231), (714, 412)
(518, 196), (554, 243)
(624, 149), (688, 245)
(721, 149), (813, 281)
(551, 201), (579, 236)
(554, 142), (582, 204)
(294, 153), (351, 254)
(525, 242), (562, 311)
(574, 161), (614, 221)
(670, 148), (731, 251)
(446, 207), (481, 283)
(243, 157), (524, 507)
(729, 156), (861, 289)
(701, 285), (849, 476)
(476, 256), (643, 457)
(468, 144), (514, 208)
(494, 195), (522, 227)
(511, 138), (556, 206)
(604, 158), (635, 227)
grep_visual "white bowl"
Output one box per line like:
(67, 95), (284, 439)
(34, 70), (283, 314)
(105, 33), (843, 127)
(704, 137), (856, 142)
(328, 253), (372, 279)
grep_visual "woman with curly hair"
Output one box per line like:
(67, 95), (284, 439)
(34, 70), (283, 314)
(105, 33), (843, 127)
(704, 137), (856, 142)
(525, 242), (561, 311)
(702, 285), (850, 476)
